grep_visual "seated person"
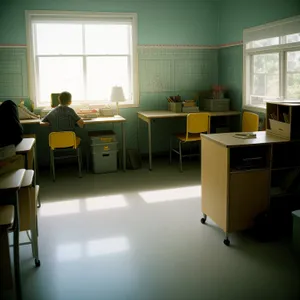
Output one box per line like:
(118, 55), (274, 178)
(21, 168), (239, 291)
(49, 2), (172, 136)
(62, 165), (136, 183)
(0, 100), (23, 147)
(41, 92), (84, 135)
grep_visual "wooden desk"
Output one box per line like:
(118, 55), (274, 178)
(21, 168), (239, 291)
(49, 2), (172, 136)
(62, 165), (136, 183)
(137, 110), (240, 170)
(15, 138), (39, 203)
(200, 131), (291, 246)
(0, 169), (25, 299)
(21, 116), (127, 171)
(20, 119), (40, 125)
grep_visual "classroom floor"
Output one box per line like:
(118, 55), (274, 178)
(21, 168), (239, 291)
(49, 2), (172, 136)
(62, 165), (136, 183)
(3, 158), (300, 300)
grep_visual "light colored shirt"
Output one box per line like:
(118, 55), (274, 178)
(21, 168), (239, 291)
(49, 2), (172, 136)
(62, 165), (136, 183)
(42, 105), (80, 132)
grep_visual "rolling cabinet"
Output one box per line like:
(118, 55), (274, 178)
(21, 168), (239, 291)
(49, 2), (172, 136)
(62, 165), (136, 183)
(200, 131), (292, 246)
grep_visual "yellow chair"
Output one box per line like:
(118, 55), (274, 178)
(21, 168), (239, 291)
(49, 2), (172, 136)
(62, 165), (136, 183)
(242, 111), (259, 132)
(170, 113), (209, 172)
(49, 131), (82, 181)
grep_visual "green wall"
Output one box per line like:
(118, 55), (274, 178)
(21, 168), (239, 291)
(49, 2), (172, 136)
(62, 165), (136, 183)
(1, 0), (300, 166)
(218, 0), (300, 125)
(0, 0), (219, 166)
(0, 0), (219, 45)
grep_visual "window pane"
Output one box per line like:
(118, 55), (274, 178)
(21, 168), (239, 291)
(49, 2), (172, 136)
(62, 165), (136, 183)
(266, 75), (279, 96)
(35, 23), (83, 55)
(252, 74), (265, 95)
(38, 57), (84, 103)
(287, 51), (300, 73)
(86, 57), (130, 101)
(286, 51), (300, 99)
(286, 74), (300, 99)
(286, 33), (300, 44)
(251, 53), (279, 101)
(247, 37), (279, 49)
(85, 24), (130, 55)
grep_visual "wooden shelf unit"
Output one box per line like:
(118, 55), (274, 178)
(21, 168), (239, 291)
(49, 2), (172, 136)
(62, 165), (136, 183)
(266, 102), (300, 140)
(201, 131), (300, 239)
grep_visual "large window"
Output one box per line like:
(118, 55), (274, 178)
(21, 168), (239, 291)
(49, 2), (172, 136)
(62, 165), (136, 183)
(26, 11), (138, 107)
(244, 16), (300, 110)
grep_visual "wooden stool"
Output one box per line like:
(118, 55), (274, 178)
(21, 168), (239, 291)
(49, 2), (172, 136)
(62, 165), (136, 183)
(0, 205), (14, 290)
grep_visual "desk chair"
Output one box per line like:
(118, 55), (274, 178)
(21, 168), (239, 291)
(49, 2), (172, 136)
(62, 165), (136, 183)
(242, 111), (259, 132)
(49, 131), (82, 181)
(170, 113), (209, 172)
(0, 205), (14, 291)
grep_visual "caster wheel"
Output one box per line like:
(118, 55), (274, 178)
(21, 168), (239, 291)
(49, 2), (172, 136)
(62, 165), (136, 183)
(223, 239), (230, 246)
(200, 218), (206, 224)
(35, 259), (41, 267)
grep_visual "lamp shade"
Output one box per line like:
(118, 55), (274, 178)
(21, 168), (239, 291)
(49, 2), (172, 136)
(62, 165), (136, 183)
(110, 86), (126, 103)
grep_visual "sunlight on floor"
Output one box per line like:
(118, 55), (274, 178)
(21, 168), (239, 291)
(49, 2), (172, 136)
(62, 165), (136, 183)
(39, 199), (81, 216)
(86, 237), (130, 257)
(56, 243), (82, 262)
(85, 194), (127, 211)
(138, 185), (201, 203)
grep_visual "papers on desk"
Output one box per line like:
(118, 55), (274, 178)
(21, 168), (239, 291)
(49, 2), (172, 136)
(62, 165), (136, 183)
(233, 133), (257, 139)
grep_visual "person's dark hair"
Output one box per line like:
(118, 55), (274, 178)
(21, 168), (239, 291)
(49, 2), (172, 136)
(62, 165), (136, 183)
(59, 91), (72, 105)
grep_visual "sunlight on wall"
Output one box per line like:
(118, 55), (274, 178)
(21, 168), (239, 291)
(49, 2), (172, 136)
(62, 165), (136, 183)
(56, 243), (82, 262)
(86, 237), (130, 257)
(85, 194), (127, 211)
(39, 199), (80, 216)
(138, 185), (201, 204)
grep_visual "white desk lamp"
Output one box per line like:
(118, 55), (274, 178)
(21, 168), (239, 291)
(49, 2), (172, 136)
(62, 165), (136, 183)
(110, 86), (126, 117)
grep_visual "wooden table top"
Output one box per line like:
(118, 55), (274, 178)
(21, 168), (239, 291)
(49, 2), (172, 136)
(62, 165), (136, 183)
(201, 131), (289, 148)
(20, 116), (126, 125)
(0, 169), (25, 191)
(15, 138), (35, 153)
(138, 110), (240, 119)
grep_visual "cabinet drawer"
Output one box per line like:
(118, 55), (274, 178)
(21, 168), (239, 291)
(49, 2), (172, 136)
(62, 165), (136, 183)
(228, 170), (270, 232)
(230, 145), (271, 172)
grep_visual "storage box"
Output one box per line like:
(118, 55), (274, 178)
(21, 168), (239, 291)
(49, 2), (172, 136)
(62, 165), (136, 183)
(168, 102), (182, 113)
(92, 150), (118, 174)
(89, 130), (116, 143)
(268, 119), (290, 139)
(89, 130), (118, 173)
(202, 98), (230, 112)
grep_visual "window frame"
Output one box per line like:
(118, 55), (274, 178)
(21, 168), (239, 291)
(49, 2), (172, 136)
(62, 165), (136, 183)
(26, 10), (139, 109)
(243, 16), (300, 112)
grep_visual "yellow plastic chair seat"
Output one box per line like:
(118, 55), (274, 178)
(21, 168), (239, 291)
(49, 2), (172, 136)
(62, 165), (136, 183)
(53, 137), (81, 149)
(175, 133), (201, 142)
(49, 132), (80, 150)
(48, 132), (82, 181)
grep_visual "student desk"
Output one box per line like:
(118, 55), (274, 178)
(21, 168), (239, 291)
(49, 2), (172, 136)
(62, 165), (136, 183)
(200, 131), (291, 246)
(0, 169), (25, 300)
(137, 110), (240, 170)
(21, 116), (127, 171)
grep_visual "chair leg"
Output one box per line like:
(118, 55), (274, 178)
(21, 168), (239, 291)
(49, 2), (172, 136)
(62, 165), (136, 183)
(179, 140), (183, 172)
(169, 136), (172, 164)
(77, 148), (82, 178)
(50, 149), (55, 182)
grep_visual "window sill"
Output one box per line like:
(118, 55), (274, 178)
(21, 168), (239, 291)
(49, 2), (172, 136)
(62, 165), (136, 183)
(35, 103), (139, 111)
(243, 104), (266, 114)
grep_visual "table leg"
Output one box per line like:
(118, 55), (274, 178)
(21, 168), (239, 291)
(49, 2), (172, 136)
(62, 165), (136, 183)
(29, 188), (40, 267)
(13, 192), (22, 300)
(137, 116), (140, 153)
(148, 120), (152, 171)
(121, 122), (126, 172)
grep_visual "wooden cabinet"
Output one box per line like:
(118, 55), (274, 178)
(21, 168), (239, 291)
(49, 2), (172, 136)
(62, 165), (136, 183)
(266, 101), (300, 140)
(201, 131), (292, 245)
